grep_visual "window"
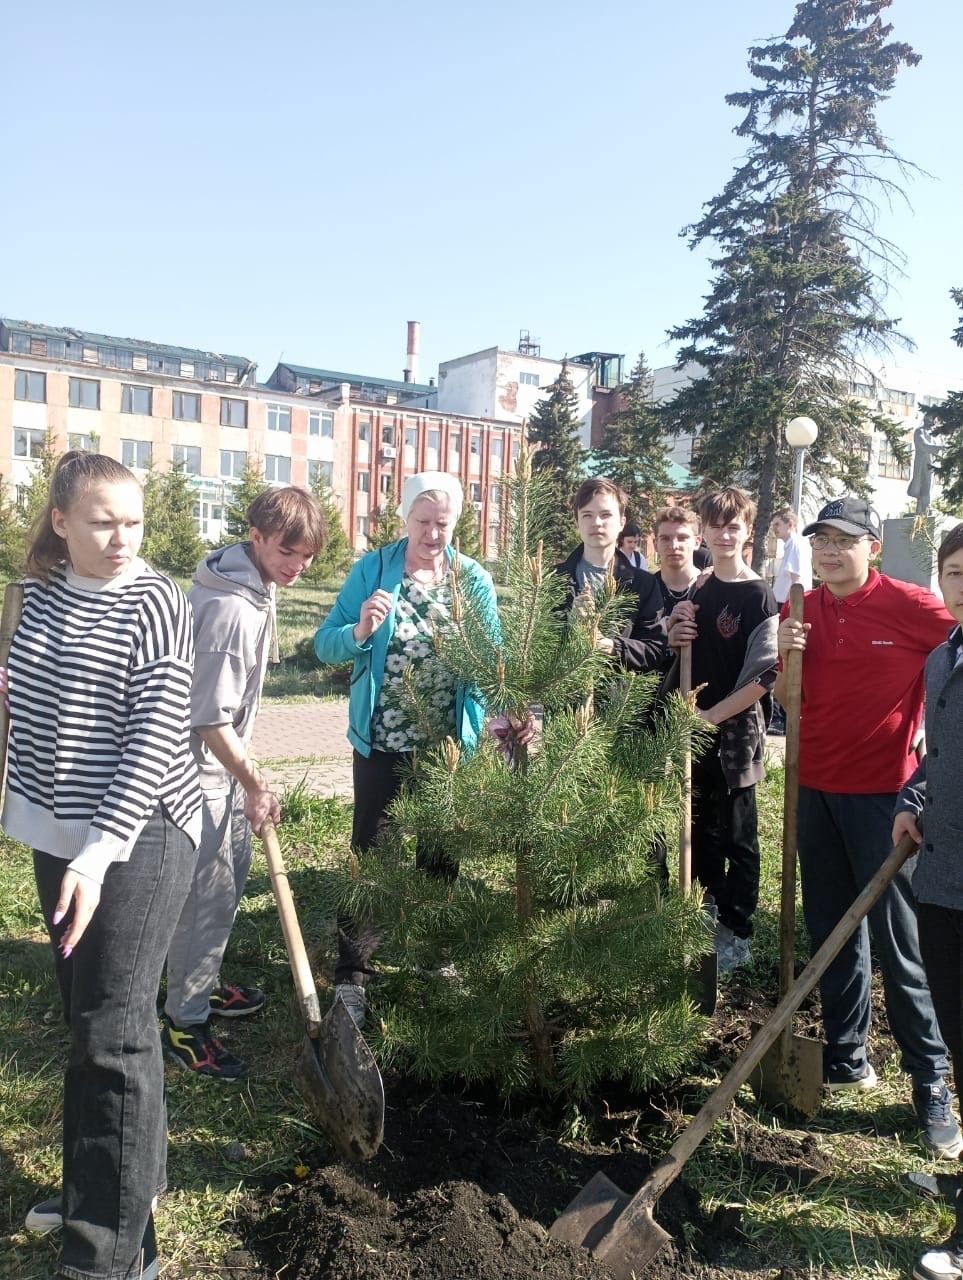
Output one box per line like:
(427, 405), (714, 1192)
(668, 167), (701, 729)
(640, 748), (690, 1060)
(308, 459), (334, 487)
(309, 409), (334, 438)
(381, 424), (395, 445)
(427, 429), (440, 450)
(265, 454), (292, 483)
(379, 473), (393, 494)
(404, 427), (417, 449)
(469, 435), (480, 455)
(220, 450), (248, 479)
(267, 403), (291, 433)
(450, 433), (461, 454)
(13, 427), (46, 458)
(357, 516), (369, 537)
(358, 473), (370, 492)
(121, 384), (152, 415)
(490, 484), (501, 505)
(470, 482), (482, 502)
(171, 444), (201, 474)
(880, 434), (911, 481)
(10, 332), (30, 354)
(358, 420), (371, 442)
(220, 397), (248, 428)
(519, 371), (540, 387)
(121, 439), (152, 469)
(886, 388), (916, 408)
(14, 369), (45, 402)
(511, 439), (520, 461)
(99, 346), (132, 370)
(491, 437), (503, 462)
(172, 391), (201, 421)
(849, 381), (874, 399)
(69, 377), (100, 409)
(68, 432), (96, 452)
(148, 353), (180, 376)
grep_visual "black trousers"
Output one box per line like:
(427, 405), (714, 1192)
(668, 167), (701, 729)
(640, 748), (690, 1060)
(691, 750), (759, 940)
(916, 900), (963, 1088)
(337, 749), (456, 986)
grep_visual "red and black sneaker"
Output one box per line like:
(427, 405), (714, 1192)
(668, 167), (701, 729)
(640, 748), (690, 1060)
(209, 983), (267, 1019)
(161, 1018), (247, 1081)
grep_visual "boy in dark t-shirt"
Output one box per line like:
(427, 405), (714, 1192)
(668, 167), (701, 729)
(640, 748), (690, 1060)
(667, 488), (778, 971)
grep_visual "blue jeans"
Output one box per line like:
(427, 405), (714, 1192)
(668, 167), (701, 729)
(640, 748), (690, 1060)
(797, 787), (949, 1085)
(34, 806), (196, 1280)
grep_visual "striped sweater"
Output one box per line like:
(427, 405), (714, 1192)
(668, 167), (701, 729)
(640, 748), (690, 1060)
(1, 559), (202, 883)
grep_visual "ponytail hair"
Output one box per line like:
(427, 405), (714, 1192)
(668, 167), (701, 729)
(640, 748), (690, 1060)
(26, 451), (140, 580)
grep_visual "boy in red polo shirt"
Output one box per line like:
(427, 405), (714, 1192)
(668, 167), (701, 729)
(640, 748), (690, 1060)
(776, 496), (961, 1157)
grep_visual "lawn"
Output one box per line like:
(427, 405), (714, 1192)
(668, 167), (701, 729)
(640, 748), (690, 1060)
(0, 770), (956, 1277)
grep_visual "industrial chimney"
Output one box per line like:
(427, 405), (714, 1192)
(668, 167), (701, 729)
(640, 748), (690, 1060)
(403, 320), (420, 384)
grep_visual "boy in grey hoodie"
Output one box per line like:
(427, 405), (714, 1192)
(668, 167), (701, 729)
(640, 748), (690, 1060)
(163, 487), (325, 1079)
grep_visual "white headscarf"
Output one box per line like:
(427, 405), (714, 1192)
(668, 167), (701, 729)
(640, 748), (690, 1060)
(399, 471), (464, 525)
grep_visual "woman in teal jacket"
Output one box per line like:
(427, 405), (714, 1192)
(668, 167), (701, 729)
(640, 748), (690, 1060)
(314, 471), (499, 1025)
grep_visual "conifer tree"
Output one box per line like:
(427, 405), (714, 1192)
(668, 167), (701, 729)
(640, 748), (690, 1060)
(16, 433), (60, 538)
(931, 288), (963, 509)
(661, 0), (919, 568)
(367, 489), (403, 549)
(222, 457), (268, 541)
(528, 361), (586, 559)
(141, 465), (208, 575)
(593, 351), (671, 525)
(451, 503), (482, 560)
(0, 476), (25, 576)
(304, 477), (353, 583)
(326, 452), (713, 1098)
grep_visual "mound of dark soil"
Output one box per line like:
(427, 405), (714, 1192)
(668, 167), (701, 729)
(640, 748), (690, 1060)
(240, 1078), (771, 1280)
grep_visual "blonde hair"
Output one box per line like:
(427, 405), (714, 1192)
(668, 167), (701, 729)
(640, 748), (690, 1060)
(26, 451), (140, 580)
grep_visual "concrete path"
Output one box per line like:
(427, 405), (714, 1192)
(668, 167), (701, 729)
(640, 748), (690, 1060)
(250, 697), (786, 802)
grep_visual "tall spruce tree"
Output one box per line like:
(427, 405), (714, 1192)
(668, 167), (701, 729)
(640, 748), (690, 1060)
(593, 350), (671, 525)
(304, 477), (353, 583)
(661, 0), (919, 568)
(528, 361), (586, 559)
(451, 502), (482, 560)
(367, 489), (403, 549)
(140, 465), (208, 575)
(323, 451), (713, 1098)
(222, 457), (268, 542)
(931, 288), (963, 509)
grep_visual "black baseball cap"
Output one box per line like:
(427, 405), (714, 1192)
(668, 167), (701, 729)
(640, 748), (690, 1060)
(802, 497), (881, 541)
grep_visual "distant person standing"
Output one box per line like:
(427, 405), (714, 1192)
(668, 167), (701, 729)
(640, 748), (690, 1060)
(617, 519), (648, 571)
(768, 507), (812, 733)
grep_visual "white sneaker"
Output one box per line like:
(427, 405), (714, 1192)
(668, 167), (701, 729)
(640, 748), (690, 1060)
(914, 1234), (963, 1280)
(25, 1193), (158, 1233)
(334, 982), (367, 1029)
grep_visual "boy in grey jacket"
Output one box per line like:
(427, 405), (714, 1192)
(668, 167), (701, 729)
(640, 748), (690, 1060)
(163, 487), (325, 1079)
(893, 523), (963, 1280)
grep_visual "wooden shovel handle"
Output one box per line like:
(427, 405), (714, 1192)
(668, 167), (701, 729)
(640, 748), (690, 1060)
(779, 583), (805, 999)
(679, 645), (693, 894)
(261, 818), (323, 1035)
(616, 834), (917, 1226)
(0, 583), (24, 791)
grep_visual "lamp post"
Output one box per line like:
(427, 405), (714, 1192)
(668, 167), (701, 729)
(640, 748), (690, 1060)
(785, 416), (819, 514)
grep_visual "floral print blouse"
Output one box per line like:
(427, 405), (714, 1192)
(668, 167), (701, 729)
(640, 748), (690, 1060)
(371, 575), (458, 752)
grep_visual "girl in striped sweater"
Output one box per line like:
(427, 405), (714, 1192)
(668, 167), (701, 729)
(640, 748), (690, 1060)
(2, 452), (202, 1280)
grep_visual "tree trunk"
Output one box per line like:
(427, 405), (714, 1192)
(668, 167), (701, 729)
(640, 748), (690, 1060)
(752, 429), (781, 574)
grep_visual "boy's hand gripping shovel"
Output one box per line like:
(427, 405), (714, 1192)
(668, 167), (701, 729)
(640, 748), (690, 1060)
(261, 819), (384, 1161)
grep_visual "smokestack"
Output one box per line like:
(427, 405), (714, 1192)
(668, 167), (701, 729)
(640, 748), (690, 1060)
(404, 320), (420, 384)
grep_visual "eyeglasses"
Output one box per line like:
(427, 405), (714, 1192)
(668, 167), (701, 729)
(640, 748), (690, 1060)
(810, 534), (868, 551)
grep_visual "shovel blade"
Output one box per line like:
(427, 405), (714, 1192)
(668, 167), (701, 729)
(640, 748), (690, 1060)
(748, 1018), (824, 1119)
(293, 997), (385, 1162)
(551, 1172), (672, 1277)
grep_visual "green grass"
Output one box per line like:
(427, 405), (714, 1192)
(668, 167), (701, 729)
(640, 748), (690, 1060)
(0, 772), (956, 1277)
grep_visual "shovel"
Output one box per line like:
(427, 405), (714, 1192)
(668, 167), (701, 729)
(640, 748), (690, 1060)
(260, 818), (384, 1161)
(551, 834), (918, 1278)
(679, 645), (717, 1016)
(749, 582), (823, 1116)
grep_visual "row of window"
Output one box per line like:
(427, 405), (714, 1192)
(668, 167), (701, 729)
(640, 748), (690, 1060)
(359, 419), (510, 461)
(6, 330), (245, 384)
(849, 380), (916, 409)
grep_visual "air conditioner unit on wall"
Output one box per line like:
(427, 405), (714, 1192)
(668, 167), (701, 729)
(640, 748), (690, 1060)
(472, 501), (483, 512)
(382, 445), (397, 459)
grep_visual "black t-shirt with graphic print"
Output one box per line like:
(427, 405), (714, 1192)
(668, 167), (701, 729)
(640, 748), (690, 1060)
(690, 575), (777, 711)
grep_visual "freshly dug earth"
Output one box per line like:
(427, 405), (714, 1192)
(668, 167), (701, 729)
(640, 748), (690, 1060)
(241, 1073), (809, 1280)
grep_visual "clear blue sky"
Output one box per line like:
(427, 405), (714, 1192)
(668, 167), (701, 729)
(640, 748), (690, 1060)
(3, 0), (961, 389)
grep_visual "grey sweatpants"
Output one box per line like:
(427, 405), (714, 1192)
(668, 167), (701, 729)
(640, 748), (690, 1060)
(164, 782), (252, 1027)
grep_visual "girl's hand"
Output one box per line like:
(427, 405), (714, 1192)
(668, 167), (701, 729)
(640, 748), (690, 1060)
(0, 665), (8, 693)
(53, 870), (102, 958)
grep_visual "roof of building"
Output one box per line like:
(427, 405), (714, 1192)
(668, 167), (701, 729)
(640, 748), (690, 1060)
(270, 361), (435, 397)
(0, 317), (253, 368)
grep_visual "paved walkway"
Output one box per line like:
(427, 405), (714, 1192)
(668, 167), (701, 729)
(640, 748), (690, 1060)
(250, 698), (786, 801)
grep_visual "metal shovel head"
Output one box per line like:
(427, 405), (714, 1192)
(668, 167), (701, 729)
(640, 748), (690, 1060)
(551, 1171), (671, 1278)
(748, 1018), (824, 1119)
(293, 996), (385, 1162)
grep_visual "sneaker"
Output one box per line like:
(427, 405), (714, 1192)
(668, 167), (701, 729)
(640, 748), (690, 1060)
(161, 1018), (247, 1080)
(718, 934), (751, 973)
(209, 982), (266, 1019)
(914, 1234), (963, 1280)
(715, 921), (734, 956)
(825, 1062), (878, 1092)
(904, 1171), (961, 1204)
(25, 1193), (158, 1234)
(334, 982), (367, 1029)
(914, 1083), (963, 1159)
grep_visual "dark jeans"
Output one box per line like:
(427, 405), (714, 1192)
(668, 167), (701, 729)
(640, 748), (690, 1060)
(34, 806), (196, 1280)
(337, 749), (456, 986)
(916, 901), (963, 1089)
(797, 787), (949, 1085)
(691, 750), (759, 940)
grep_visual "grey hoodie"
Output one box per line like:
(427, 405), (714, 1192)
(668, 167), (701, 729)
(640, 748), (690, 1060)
(189, 542), (278, 795)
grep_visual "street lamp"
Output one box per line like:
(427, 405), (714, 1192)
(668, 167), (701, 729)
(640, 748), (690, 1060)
(785, 415), (819, 514)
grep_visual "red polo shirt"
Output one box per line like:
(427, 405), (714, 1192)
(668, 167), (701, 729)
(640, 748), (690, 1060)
(780, 571), (953, 794)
